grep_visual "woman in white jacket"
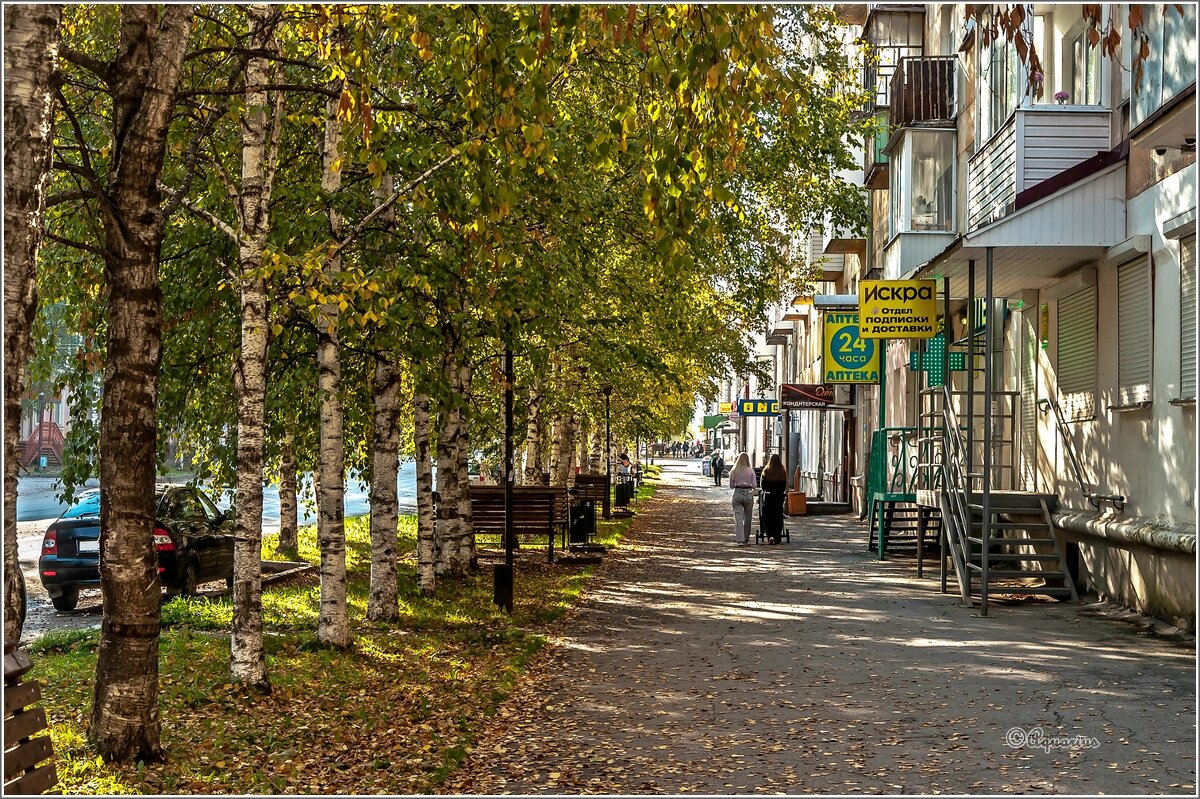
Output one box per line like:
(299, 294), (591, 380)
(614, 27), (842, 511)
(727, 452), (757, 545)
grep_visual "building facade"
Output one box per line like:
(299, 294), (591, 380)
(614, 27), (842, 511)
(767, 3), (1195, 627)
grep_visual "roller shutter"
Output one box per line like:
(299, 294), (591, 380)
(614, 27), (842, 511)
(1181, 233), (1196, 400)
(1116, 257), (1152, 406)
(1057, 286), (1096, 420)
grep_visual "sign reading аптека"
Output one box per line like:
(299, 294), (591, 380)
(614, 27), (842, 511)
(858, 279), (938, 338)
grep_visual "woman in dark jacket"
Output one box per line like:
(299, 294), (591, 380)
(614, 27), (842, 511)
(759, 454), (788, 544)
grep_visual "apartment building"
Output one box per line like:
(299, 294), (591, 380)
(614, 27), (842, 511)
(770, 3), (1196, 627)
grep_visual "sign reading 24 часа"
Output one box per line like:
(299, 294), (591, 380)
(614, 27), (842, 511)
(858, 279), (938, 338)
(823, 312), (880, 384)
(737, 398), (779, 416)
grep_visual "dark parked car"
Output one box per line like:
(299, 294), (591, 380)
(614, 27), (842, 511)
(39, 484), (235, 611)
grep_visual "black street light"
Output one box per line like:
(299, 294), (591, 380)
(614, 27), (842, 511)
(494, 341), (515, 612)
(602, 384), (612, 519)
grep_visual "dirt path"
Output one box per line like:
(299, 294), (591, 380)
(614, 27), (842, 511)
(444, 459), (1195, 795)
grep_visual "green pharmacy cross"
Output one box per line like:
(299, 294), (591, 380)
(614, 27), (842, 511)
(908, 334), (965, 387)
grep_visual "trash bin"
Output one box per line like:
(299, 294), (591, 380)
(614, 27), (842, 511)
(615, 476), (634, 508)
(570, 499), (595, 544)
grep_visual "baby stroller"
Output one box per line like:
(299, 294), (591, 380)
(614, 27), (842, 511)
(754, 485), (791, 545)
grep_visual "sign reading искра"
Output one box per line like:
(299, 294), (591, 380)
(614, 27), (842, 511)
(858, 279), (938, 338)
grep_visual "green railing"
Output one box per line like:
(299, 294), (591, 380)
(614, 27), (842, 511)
(866, 426), (919, 500)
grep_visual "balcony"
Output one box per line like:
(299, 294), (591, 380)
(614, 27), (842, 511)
(888, 56), (958, 129)
(860, 6), (924, 189)
(967, 106), (1112, 231)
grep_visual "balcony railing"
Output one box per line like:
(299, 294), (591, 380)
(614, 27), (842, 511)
(967, 107), (1112, 231)
(889, 56), (958, 129)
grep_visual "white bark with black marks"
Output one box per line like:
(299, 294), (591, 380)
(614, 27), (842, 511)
(367, 355), (401, 620)
(277, 429), (298, 550)
(230, 3), (281, 689)
(3, 4), (61, 648)
(316, 83), (349, 648)
(413, 390), (437, 594)
(523, 377), (545, 485)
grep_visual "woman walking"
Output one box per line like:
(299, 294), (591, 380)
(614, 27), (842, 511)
(760, 454), (788, 544)
(728, 452), (757, 545)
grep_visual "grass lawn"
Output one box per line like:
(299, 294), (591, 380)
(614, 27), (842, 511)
(32, 479), (657, 794)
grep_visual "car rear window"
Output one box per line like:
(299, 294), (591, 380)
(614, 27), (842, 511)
(60, 492), (101, 519)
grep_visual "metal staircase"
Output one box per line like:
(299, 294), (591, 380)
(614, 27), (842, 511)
(936, 384), (1078, 614)
(865, 426), (923, 559)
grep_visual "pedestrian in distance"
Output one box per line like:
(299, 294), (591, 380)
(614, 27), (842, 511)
(760, 453), (788, 545)
(711, 450), (725, 486)
(728, 452), (757, 545)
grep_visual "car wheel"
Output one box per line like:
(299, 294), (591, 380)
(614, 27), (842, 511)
(51, 585), (79, 612)
(181, 561), (199, 597)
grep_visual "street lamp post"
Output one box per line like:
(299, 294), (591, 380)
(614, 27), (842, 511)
(494, 342), (515, 612)
(602, 384), (612, 519)
(36, 392), (46, 472)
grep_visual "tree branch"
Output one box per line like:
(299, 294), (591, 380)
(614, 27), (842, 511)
(45, 231), (108, 260)
(328, 146), (466, 263)
(59, 45), (114, 84)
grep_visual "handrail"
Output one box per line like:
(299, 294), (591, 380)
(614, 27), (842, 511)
(1036, 397), (1126, 512)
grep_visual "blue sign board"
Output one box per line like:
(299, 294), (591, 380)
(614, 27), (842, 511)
(737, 398), (779, 416)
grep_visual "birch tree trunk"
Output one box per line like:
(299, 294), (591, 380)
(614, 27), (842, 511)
(452, 357), (475, 571)
(578, 416), (591, 474)
(522, 378), (544, 485)
(90, 5), (194, 763)
(435, 335), (473, 576)
(3, 4), (60, 648)
(590, 427), (603, 473)
(277, 429), (298, 550)
(367, 355), (401, 620)
(317, 84), (349, 647)
(231, 4), (280, 688)
(413, 390), (437, 594)
(551, 412), (577, 485)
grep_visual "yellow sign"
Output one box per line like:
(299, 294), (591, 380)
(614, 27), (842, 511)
(718, 401), (733, 414)
(823, 312), (880, 383)
(858, 279), (939, 338)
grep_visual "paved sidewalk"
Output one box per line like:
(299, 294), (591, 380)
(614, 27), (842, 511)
(445, 459), (1195, 794)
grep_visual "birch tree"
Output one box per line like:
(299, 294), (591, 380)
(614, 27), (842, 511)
(3, 4), (61, 647)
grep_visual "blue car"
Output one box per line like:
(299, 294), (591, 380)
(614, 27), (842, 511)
(38, 484), (235, 611)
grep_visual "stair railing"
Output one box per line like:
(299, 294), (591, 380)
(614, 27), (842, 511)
(939, 384), (975, 602)
(1036, 397), (1125, 512)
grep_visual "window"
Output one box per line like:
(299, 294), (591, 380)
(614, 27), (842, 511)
(1019, 308), (1039, 490)
(1032, 14), (1053, 101)
(978, 19), (1018, 141)
(1057, 286), (1097, 420)
(1116, 257), (1153, 406)
(1067, 29), (1102, 106)
(889, 130), (955, 237)
(1182, 233), (1197, 399)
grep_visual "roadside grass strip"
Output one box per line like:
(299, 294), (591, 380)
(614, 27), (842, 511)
(31, 478), (657, 794)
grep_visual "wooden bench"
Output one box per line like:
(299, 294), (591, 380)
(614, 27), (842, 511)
(572, 474), (608, 505)
(5, 646), (57, 795)
(469, 485), (567, 563)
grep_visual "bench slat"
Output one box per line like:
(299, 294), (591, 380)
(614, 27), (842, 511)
(3, 734), (53, 779)
(4, 762), (57, 796)
(4, 706), (47, 744)
(3, 680), (41, 717)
